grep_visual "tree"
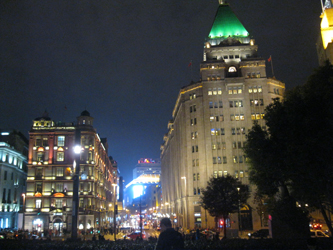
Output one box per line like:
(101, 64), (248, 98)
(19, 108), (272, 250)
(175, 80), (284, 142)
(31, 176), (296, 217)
(200, 175), (249, 238)
(244, 61), (333, 236)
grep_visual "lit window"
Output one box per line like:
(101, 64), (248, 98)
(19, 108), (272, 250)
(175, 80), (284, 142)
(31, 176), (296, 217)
(57, 152), (64, 162)
(233, 88), (237, 94)
(216, 128), (220, 135)
(258, 86), (262, 92)
(256, 113), (261, 120)
(208, 89), (212, 95)
(217, 157), (222, 164)
(253, 87), (258, 93)
(213, 171), (218, 178)
(193, 93), (196, 99)
(238, 87), (242, 94)
(218, 88), (222, 95)
(36, 199), (41, 209)
(230, 115), (235, 121)
(211, 129), (215, 135)
(249, 87), (253, 93)
(196, 159), (199, 166)
(224, 171), (228, 176)
(235, 171), (239, 178)
(240, 171), (244, 178)
(251, 113), (256, 120)
(56, 168), (63, 177)
(261, 113), (265, 119)
(213, 88), (217, 95)
(57, 136), (65, 147)
(228, 88), (233, 94)
(220, 115), (224, 121)
(218, 171), (222, 177)
(240, 114), (245, 121)
(235, 115), (240, 121)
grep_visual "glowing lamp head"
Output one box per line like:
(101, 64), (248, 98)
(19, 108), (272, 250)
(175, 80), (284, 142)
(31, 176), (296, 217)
(73, 145), (81, 154)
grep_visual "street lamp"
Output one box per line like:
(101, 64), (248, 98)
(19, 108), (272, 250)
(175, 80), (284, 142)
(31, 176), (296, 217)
(72, 129), (81, 240)
(237, 187), (242, 235)
(22, 193), (26, 230)
(181, 177), (186, 229)
(112, 183), (117, 241)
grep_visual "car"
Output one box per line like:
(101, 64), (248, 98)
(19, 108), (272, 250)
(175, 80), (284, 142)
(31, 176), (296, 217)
(124, 231), (146, 240)
(310, 230), (329, 238)
(248, 229), (270, 239)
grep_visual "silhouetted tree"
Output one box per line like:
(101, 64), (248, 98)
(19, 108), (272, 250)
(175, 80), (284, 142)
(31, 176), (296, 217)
(200, 175), (249, 238)
(244, 61), (333, 236)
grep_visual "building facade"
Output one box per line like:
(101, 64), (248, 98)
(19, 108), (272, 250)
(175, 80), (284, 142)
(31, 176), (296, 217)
(0, 130), (28, 230)
(133, 158), (161, 179)
(24, 111), (117, 235)
(317, 0), (333, 65)
(160, 1), (285, 231)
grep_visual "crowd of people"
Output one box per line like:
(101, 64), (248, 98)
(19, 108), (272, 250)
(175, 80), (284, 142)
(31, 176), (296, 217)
(1, 218), (332, 249)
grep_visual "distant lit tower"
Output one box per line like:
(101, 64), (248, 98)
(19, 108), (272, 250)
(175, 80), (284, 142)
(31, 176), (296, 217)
(317, 0), (333, 65)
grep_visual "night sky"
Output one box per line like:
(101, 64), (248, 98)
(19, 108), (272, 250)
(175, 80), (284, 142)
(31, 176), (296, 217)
(0, 0), (322, 184)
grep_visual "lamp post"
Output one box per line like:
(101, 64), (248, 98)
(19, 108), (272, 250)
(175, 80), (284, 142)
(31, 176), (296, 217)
(181, 177), (186, 229)
(22, 193), (26, 230)
(237, 187), (242, 235)
(112, 183), (117, 241)
(72, 129), (81, 240)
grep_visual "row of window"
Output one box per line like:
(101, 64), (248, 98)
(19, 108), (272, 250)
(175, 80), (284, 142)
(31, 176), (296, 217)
(192, 159), (199, 167)
(2, 188), (18, 204)
(193, 173), (200, 181)
(211, 127), (246, 136)
(213, 170), (248, 178)
(251, 113), (265, 120)
(191, 132), (198, 139)
(212, 141), (243, 150)
(35, 136), (65, 147)
(246, 72), (261, 78)
(206, 86), (263, 95)
(250, 99), (264, 106)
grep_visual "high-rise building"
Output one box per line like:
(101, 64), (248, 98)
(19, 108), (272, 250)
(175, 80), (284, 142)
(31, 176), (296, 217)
(0, 129), (28, 230)
(160, 1), (285, 231)
(24, 111), (117, 234)
(133, 158), (161, 179)
(317, 0), (333, 65)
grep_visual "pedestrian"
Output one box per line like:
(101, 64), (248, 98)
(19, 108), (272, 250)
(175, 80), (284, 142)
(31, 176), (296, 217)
(155, 218), (184, 250)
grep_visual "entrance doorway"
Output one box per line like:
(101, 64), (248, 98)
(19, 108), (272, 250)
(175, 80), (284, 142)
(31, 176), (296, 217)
(53, 218), (63, 236)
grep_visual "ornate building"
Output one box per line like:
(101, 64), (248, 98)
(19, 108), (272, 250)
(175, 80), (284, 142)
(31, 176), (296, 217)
(0, 129), (28, 229)
(317, 0), (333, 65)
(160, 1), (285, 231)
(24, 111), (117, 234)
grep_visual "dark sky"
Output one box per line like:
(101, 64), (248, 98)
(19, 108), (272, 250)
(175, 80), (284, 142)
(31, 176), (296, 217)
(0, 0), (322, 184)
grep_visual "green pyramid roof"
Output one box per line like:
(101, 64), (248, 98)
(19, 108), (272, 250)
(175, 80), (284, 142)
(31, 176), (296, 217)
(208, 4), (249, 39)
